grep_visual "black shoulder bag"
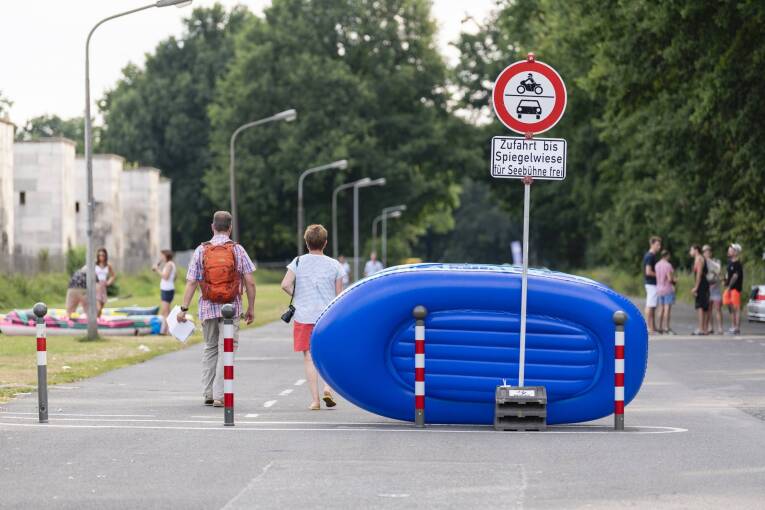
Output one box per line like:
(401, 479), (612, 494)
(281, 256), (299, 323)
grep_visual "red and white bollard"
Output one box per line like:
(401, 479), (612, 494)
(413, 305), (427, 427)
(613, 311), (627, 431)
(221, 304), (235, 427)
(33, 303), (48, 424)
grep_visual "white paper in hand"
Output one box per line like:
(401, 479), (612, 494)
(168, 305), (195, 342)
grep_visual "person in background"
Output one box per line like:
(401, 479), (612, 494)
(642, 236), (662, 334)
(702, 245), (723, 335)
(723, 243), (744, 335)
(65, 265), (88, 317)
(364, 251), (384, 277)
(281, 225), (344, 410)
(655, 250), (676, 335)
(689, 245), (710, 335)
(152, 250), (177, 335)
(95, 247), (116, 317)
(338, 254), (351, 289)
(177, 211), (256, 407)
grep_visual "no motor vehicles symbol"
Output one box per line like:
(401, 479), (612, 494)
(492, 57), (567, 135)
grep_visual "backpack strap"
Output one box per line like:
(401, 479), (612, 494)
(288, 256), (300, 307)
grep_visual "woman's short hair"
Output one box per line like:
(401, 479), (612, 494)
(161, 250), (174, 261)
(304, 224), (328, 250)
(660, 249), (670, 258)
(97, 247), (108, 263)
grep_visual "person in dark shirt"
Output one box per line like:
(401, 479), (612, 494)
(643, 236), (662, 334)
(723, 243), (744, 334)
(689, 245), (710, 335)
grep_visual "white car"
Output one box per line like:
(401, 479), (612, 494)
(747, 284), (765, 322)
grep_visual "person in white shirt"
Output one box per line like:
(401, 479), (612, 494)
(363, 251), (384, 277)
(281, 224), (344, 410)
(337, 255), (351, 288)
(152, 250), (177, 335)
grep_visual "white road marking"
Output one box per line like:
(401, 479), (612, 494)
(294, 379), (306, 386)
(0, 421), (688, 434)
(279, 389), (293, 396)
(245, 414), (259, 418)
(237, 357), (291, 361)
(0, 412), (155, 418)
(378, 494), (410, 498)
(263, 400), (277, 408)
(221, 461), (274, 510)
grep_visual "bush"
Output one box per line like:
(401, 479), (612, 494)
(66, 246), (86, 275)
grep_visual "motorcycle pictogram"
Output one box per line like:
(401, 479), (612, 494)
(516, 73), (543, 95)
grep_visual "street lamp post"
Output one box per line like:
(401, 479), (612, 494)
(371, 210), (401, 256)
(297, 159), (347, 254)
(84, 0), (193, 340)
(229, 109), (297, 242)
(331, 177), (370, 259)
(353, 178), (386, 281)
(381, 204), (406, 267)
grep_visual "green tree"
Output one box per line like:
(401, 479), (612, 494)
(454, 0), (765, 271)
(16, 115), (88, 153)
(0, 91), (11, 117)
(205, 0), (480, 260)
(99, 4), (252, 250)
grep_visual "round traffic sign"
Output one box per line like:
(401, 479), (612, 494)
(492, 58), (567, 135)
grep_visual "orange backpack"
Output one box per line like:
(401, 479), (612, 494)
(200, 241), (241, 303)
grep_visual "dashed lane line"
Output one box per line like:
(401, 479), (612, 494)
(294, 379), (306, 386)
(279, 389), (294, 396)
(263, 400), (277, 408)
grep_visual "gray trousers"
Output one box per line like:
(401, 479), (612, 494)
(201, 317), (239, 400)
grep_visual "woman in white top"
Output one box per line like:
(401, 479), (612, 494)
(281, 224), (345, 410)
(152, 250), (177, 335)
(95, 248), (116, 317)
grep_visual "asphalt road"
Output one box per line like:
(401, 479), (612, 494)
(2, 314), (764, 509)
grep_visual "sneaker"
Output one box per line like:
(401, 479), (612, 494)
(665, 329), (676, 335)
(725, 328), (741, 336)
(204, 398), (214, 406)
(213, 399), (224, 407)
(691, 329), (707, 336)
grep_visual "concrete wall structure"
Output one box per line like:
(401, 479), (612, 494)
(121, 167), (160, 272)
(0, 118), (14, 254)
(158, 177), (172, 251)
(74, 155), (125, 264)
(13, 138), (76, 256)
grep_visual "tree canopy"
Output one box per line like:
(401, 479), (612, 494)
(93, 0), (764, 270)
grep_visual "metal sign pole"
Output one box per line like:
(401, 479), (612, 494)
(518, 175), (532, 387)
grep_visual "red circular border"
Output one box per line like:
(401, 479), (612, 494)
(492, 60), (567, 135)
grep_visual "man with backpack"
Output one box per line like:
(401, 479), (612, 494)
(177, 211), (256, 407)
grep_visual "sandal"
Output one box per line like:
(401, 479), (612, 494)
(322, 391), (337, 408)
(309, 402), (320, 410)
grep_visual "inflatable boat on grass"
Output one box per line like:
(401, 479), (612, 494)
(311, 264), (648, 425)
(0, 309), (160, 336)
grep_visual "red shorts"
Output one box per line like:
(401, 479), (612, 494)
(293, 321), (314, 352)
(723, 289), (741, 308)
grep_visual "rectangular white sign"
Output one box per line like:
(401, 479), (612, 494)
(490, 136), (567, 181)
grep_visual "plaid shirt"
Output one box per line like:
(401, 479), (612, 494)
(187, 234), (255, 321)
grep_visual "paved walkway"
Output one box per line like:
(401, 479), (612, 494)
(1, 317), (764, 508)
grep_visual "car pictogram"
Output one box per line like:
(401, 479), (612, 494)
(517, 99), (542, 119)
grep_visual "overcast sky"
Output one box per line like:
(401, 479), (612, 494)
(1, 0), (496, 126)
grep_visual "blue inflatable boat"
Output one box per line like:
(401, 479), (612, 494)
(311, 264), (648, 425)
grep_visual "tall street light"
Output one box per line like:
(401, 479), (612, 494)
(229, 108), (297, 242)
(371, 209), (402, 257)
(353, 177), (386, 281)
(84, 0), (193, 340)
(381, 204), (406, 267)
(331, 177), (369, 259)
(297, 159), (347, 254)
